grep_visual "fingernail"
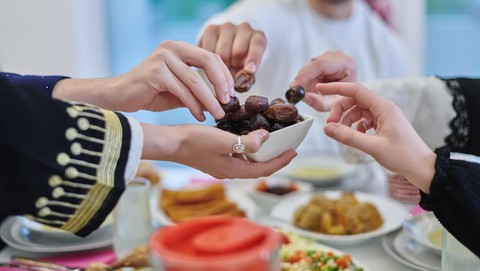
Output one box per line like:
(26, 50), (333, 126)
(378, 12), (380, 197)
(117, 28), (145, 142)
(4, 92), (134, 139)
(224, 93), (231, 103)
(245, 62), (257, 73)
(230, 85), (235, 96)
(325, 123), (338, 136)
(261, 130), (269, 140)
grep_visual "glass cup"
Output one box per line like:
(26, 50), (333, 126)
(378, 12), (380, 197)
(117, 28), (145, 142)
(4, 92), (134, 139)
(113, 177), (153, 259)
(442, 229), (480, 270)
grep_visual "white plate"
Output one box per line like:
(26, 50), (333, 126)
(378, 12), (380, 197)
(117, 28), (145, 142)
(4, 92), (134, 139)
(382, 230), (440, 271)
(278, 155), (358, 186)
(270, 191), (407, 246)
(0, 216), (112, 253)
(152, 186), (259, 226)
(403, 212), (442, 256)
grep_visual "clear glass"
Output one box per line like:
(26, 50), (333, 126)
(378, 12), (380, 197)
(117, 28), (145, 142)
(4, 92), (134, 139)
(113, 177), (154, 259)
(442, 229), (480, 270)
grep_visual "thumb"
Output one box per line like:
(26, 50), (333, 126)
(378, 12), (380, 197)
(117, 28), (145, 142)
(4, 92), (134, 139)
(324, 122), (376, 155)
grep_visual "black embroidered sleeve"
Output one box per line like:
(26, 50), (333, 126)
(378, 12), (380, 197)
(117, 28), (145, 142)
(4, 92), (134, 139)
(0, 77), (129, 237)
(420, 147), (480, 257)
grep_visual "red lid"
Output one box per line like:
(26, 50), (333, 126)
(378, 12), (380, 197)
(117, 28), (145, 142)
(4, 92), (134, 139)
(150, 216), (279, 271)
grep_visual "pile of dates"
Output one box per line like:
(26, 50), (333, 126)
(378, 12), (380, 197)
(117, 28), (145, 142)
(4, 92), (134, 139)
(216, 95), (304, 135)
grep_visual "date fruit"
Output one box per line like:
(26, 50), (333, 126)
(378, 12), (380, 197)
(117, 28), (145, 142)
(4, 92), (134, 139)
(234, 69), (255, 93)
(245, 95), (269, 114)
(285, 86), (305, 104)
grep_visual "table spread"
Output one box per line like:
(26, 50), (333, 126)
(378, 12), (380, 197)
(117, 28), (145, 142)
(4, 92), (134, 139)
(0, 163), (419, 271)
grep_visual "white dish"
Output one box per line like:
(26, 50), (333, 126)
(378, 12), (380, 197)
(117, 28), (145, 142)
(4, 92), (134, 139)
(152, 187), (259, 226)
(270, 191), (408, 246)
(246, 177), (313, 211)
(382, 230), (440, 271)
(278, 155), (358, 186)
(394, 229), (441, 270)
(403, 212), (442, 256)
(247, 115), (313, 162)
(0, 216), (112, 253)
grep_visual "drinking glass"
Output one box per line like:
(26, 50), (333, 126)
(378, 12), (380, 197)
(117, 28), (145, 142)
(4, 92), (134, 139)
(113, 177), (154, 259)
(442, 229), (480, 270)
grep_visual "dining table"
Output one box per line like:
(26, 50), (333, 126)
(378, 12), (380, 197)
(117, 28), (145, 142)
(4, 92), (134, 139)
(0, 161), (420, 271)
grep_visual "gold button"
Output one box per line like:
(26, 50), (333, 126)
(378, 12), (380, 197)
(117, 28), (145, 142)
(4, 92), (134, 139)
(71, 143), (82, 155)
(57, 153), (70, 166)
(78, 118), (89, 130)
(65, 167), (79, 179)
(48, 175), (62, 187)
(35, 197), (49, 208)
(52, 187), (65, 198)
(65, 128), (78, 141)
(38, 207), (51, 217)
(66, 107), (79, 118)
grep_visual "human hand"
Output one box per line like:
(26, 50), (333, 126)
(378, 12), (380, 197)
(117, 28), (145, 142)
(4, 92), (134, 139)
(141, 123), (297, 179)
(199, 22), (267, 77)
(290, 51), (357, 112)
(118, 41), (235, 121)
(318, 82), (435, 193)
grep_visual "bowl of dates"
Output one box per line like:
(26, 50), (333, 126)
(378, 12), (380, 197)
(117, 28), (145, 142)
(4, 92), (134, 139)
(216, 95), (313, 162)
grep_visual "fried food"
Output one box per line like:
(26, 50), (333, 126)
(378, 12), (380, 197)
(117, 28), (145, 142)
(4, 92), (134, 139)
(160, 183), (245, 222)
(135, 160), (161, 185)
(293, 192), (383, 235)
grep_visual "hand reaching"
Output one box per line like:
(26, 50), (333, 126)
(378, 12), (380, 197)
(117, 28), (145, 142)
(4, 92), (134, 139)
(291, 51), (358, 111)
(317, 82), (436, 193)
(199, 22), (267, 77)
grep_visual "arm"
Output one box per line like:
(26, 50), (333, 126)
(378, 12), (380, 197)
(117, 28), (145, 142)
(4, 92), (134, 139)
(316, 82), (480, 257)
(0, 72), (68, 95)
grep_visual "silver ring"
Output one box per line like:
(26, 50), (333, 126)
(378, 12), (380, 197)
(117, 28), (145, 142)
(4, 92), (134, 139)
(232, 136), (246, 154)
(231, 136), (250, 163)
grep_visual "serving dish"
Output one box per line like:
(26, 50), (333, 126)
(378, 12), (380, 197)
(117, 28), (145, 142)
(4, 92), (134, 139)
(270, 191), (408, 245)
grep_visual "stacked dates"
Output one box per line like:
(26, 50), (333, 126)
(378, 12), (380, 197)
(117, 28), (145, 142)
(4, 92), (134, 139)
(216, 95), (304, 135)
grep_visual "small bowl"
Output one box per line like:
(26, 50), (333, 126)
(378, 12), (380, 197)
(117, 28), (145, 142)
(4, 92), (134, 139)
(246, 115), (314, 162)
(248, 177), (312, 211)
(403, 212), (443, 256)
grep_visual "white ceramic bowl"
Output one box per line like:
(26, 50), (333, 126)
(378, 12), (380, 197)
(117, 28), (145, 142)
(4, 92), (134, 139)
(248, 177), (313, 211)
(403, 212), (443, 256)
(246, 115), (314, 162)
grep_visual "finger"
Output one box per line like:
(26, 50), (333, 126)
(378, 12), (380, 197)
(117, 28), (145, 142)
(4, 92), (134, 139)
(339, 105), (373, 127)
(326, 97), (356, 123)
(159, 67), (206, 121)
(316, 82), (382, 109)
(241, 129), (270, 153)
(355, 118), (373, 133)
(164, 51), (226, 120)
(302, 92), (340, 112)
(172, 42), (233, 106)
(243, 31), (266, 73)
(198, 25), (220, 53)
(290, 59), (326, 88)
(230, 23), (254, 69)
(324, 122), (378, 155)
(215, 23), (236, 66)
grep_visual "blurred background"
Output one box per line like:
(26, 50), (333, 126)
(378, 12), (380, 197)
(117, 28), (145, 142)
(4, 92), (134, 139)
(0, 0), (479, 126)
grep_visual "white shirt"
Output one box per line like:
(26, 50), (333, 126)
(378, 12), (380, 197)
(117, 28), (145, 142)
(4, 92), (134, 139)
(201, 0), (409, 155)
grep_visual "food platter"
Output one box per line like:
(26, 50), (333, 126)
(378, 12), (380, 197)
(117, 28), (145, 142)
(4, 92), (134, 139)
(270, 191), (407, 245)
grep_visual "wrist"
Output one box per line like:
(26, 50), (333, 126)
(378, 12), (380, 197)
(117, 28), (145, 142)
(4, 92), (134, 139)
(407, 150), (436, 194)
(140, 123), (183, 161)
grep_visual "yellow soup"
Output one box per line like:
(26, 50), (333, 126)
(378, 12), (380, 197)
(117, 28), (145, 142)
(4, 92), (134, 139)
(428, 229), (443, 248)
(291, 166), (340, 180)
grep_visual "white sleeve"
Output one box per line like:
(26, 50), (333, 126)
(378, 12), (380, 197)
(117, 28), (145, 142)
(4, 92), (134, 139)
(364, 76), (455, 149)
(124, 116), (143, 183)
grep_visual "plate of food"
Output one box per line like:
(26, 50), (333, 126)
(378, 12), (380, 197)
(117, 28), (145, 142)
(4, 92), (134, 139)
(278, 229), (369, 270)
(152, 182), (258, 226)
(270, 191), (408, 246)
(278, 155), (358, 186)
